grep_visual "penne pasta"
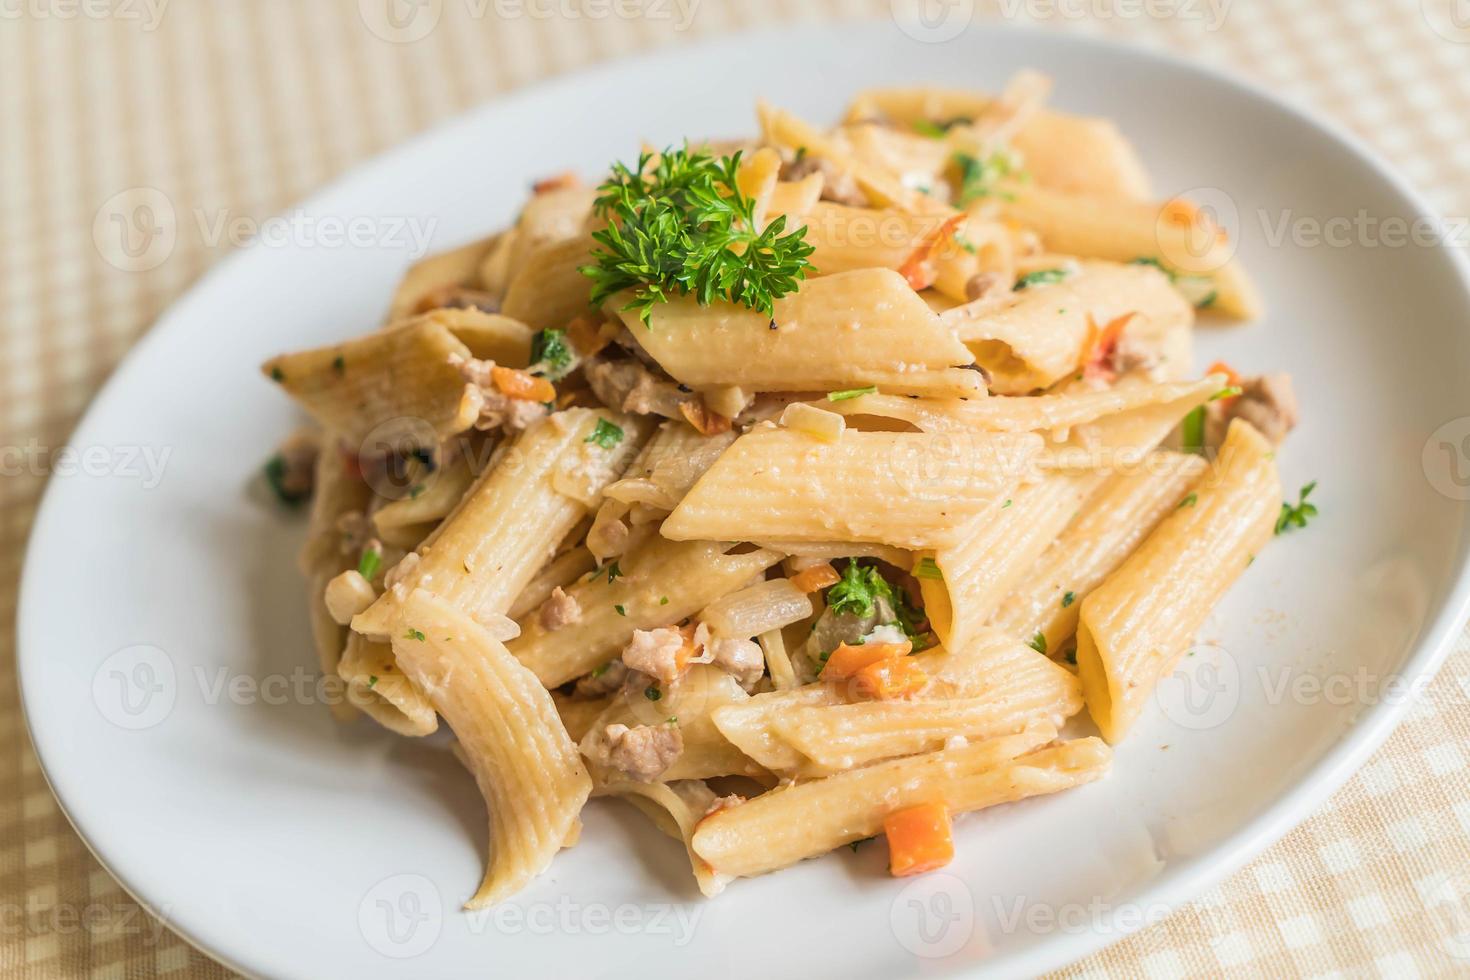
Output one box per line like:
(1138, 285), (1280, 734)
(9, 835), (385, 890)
(390, 588), (592, 907)
(662, 427), (1042, 550)
(1075, 421), (1280, 742)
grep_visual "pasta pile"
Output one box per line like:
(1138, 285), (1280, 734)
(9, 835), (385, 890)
(261, 73), (1298, 904)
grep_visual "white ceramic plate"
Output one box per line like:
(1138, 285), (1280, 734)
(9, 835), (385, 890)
(20, 21), (1470, 979)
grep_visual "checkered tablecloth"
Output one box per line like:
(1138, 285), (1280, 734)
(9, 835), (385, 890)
(4, 1), (1470, 975)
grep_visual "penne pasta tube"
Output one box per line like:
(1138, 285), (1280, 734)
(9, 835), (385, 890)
(662, 427), (1042, 550)
(371, 450), (477, 533)
(390, 588), (592, 908)
(387, 235), (499, 321)
(262, 320), (478, 447)
(844, 87), (1152, 200)
(599, 778), (730, 897)
(990, 452), (1208, 656)
(352, 409), (647, 637)
(602, 420), (736, 512)
(509, 538), (783, 688)
(919, 471), (1104, 653)
(776, 646), (1083, 770)
(621, 269), (984, 399)
(1000, 184), (1261, 318)
(500, 233), (596, 332)
(1075, 420), (1280, 742)
(338, 631), (438, 736)
(817, 376), (1223, 436)
(691, 729), (1111, 884)
(552, 692), (611, 743)
(424, 307), (537, 367)
(948, 260), (1194, 394)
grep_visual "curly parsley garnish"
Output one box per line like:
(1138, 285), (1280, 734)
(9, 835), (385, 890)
(826, 561), (923, 638)
(1275, 481), (1319, 535)
(580, 146), (815, 323)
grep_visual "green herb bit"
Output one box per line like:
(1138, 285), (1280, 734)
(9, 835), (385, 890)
(1028, 632), (1048, 655)
(614, 604), (627, 617)
(915, 558), (944, 581)
(269, 366), (285, 382)
(1180, 406), (1206, 455)
(1179, 492), (1199, 509)
(1062, 591), (1076, 609)
(262, 453), (310, 507)
(827, 385), (877, 402)
(331, 355), (345, 375)
(529, 327), (574, 379)
(586, 417), (625, 450)
(1209, 386), (1243, 402)
(1275, 481), (1319, 535)
(1002, 499), (1013, 509)
(1014, 268), (1068, 291)
(953, 150), (1024, 206)
(605, 560), (623, 584)
(911, 119), (949, 139)
(579, 146), (815, 322)
(644, 685), (662, 702)
(367, 675), (378, 688)
(404, 628), (426, 642)
(659, 596), (670, 605)
(357, 546), (382, 581)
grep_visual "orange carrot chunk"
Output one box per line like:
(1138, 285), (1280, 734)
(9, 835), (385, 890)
(789, 563), (840, 594)
(852, 656), (928, 699)
(492, 365), (555, 402)
(822, 641), (912, 681)
(884, 802), (954, 877)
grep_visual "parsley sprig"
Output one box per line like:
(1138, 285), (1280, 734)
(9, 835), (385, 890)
(1275, 481), (1319, 535)
(580, 147), (815, 323)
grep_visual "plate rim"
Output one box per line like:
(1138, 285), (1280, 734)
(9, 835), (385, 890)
(18, 18), (1470, 979)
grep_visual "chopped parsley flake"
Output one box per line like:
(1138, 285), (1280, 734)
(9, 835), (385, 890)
(659, 596), (669, 605)
(644, 685), (662, 702)
(911, 119), (949, 139)
(1014, 268), (1069, 291)
(1179, 492), (1198, 509)
(1002, 499), (1013, 508)
(262, 453), (310, 507)
(1209, 385), (1243, 402)
(331, 355), (345, 375)
(1028, 632), (1048, 655)
(915, 557), (944, 581)
(1180, 406), (1207, 455)
(404, 628), (426, 642)
(827, 385), (877, 402)
(269, 366), (284, 382)
(367, 675), (378, 688)
(529, 328), (574, 379)
(614, 604), (627, 617)
(357, 546), (382, 581)
(605, 560), (623, 584)
(954, 150), (1024, 206)
(1275, 481), (1319, 535)
(1062, 591), (1076, 608)
(586, 417), (625, 450)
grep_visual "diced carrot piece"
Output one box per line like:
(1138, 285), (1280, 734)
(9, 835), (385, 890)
(1079, 312), (1137, 383)
(884, 802), (954, 877)
(532, 171), (580, 194)
(674, 622), (700, 672)
(1161, 199), (1197, 227)
(852, 656), (928, 699)
(823, 642), (912, 680)
(897, 214), (964, 291)
(679, 399), (731, 436)
(491, 365), (555, 402)
(789, 563), (840, 593)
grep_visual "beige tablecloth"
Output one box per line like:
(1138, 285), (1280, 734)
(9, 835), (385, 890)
(4, 1), (1470, 976)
